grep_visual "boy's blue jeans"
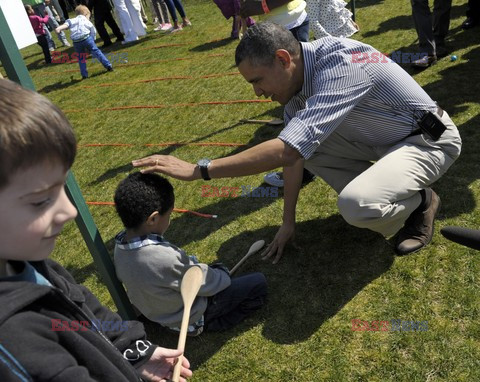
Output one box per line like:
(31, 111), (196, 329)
(204, 272), (267, 332)
(73, 36), (111, 78)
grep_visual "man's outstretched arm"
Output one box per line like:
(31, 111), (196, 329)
(132, 138), (302, 180)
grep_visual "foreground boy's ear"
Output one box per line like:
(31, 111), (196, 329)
(146, 211), (160, 226)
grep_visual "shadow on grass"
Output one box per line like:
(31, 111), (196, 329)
(353, 0), (385, 9)
(362, 3), (466, 38)
(189, 37), (235, 52)
(419, 45), (480, 219)
(135, 215), (393, 370)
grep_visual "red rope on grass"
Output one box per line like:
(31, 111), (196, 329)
(64, 99), (271, 113)
(137, 43), (188, 50)
(40, 53), (228, 75)
(79, 72), (240, 89)
(86, 201), (217, 218)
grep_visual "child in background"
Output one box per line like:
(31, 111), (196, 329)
(55, 5), (112, 79)
(307, 0), (359, 39)
(113, 172), (267, 335)
(0, 79), (192, 382)
(163, 0), (191, 33)
(213, 0), (255, 39)
(25, 4), (52, 64)
(45, 0), (71, 47)
(151, 0), (173, 32)
(112, 0), (147, 44)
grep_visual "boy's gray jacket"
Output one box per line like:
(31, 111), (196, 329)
(114, 239), (231, 328)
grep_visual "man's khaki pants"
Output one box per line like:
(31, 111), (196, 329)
(305, 111), (462, 237)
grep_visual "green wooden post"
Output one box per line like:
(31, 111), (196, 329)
(0, 6), (136, 320)
(65, 173), (137, 319)
(0, 7), (34, 90)
(351, 0), (356, 22)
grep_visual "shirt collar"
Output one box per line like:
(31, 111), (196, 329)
(115, 230), (168, 250)
(299, 41), (316, 99)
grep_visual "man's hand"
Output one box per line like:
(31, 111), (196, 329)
(132, 155), (198, 181)
(261, 222), (295, 264)
(136, 347), (192, 382)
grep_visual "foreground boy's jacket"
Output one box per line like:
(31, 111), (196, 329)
(0, 259), (156, 381)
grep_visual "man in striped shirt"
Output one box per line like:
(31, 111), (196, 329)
(133, 22), (461, 260)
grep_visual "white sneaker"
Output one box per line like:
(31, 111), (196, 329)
(264, 172), (284, 188)
(63, 41), (71, 47)
(161, 23), (173, 31)
(49, 47), (55, 52)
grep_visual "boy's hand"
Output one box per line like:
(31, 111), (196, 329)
(55, 27), (61, 34)
(136, 347), (192, 382)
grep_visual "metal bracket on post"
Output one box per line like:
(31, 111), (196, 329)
(0, 6), (136, 320)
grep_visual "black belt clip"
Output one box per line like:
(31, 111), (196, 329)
(414, 106), (446, 141)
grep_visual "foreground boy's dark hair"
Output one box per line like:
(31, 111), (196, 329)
(0, 79), (76, 189)
(114, 172), (175, 229)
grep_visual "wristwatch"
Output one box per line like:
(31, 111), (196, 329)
(197, 158), (211, 180)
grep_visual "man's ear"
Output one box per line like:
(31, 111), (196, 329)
(275, 49), (292, 68)
(146, 211), (159, 226)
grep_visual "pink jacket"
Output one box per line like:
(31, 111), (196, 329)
(28, 14), (49, 36)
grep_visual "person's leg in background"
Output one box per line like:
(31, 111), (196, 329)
(37, 34), (52, 64)
(462, 0), (480, 28)
(432, 0), (452, 57)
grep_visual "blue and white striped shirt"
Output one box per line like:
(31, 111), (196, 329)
(278, 37), (437, 159)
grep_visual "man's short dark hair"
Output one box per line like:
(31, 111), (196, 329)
(114, 172), (174, 229)
(235, 22), (301, 67)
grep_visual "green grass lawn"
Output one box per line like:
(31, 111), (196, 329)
(6, 0), (480, 380)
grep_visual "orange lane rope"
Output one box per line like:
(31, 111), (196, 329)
(40, 53), (227, 75)
(78, 142), (247, 148)
(137, 43), (188, 50)
(86, 201), (217, 218)
(79, 72), (240, 89)
(64, 99), (272, 113)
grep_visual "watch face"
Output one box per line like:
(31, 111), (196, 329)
(198, 158), (211, 167)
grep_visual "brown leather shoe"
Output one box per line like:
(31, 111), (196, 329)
(395, 189), (441, 255)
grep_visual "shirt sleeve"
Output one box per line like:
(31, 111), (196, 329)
(86, 20), (96, 39)
(279, 59), (374, 159)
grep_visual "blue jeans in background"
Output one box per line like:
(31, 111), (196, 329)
(290, 19), (310, 42)
(73, 36), (112, 78)
(204, 272), (267, 332)
(164, 0), (186, 22)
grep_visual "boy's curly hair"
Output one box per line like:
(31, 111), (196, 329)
(114, 172), (175, 229)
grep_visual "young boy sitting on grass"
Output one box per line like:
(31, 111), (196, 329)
(113, 172), (268, 336)
(0, 79), (192, 382)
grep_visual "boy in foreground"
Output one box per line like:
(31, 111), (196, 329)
(0, 79), (191, 382)
(113, 172), (267, 335)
